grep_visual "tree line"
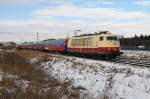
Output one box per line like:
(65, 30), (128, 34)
(120, 34), (150, 50)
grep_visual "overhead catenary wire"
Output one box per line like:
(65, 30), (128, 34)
(79, 17), (149, 32)
(70, 17), (150, 37)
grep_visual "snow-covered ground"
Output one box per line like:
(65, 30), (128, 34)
(0, 71), (30, 94)
(32, 55), (150, 99)
(122, 50), (150, 61)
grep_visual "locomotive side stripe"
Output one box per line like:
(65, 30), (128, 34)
(48, 47), (65, 51)
(67, 47), (120, 53)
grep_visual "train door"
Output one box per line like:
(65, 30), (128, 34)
(94, 36), (99, 52)
(98, 36), (105, 48)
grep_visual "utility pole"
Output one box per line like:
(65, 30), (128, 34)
(37, 32), (39, 44)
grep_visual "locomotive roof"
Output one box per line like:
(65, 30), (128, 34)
(73, 31), (117, 38)
(19, 39), (66, 45)
(42, 39), (65, 44)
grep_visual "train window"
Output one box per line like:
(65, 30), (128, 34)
(88, 38), (93, 46)
(71, 38), (93, 46)
(107, 36), (118, 41)
(72, 39), (78, 46)
(100, 37), (104, 41)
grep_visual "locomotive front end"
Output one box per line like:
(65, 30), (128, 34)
(97, 34), (122, 58)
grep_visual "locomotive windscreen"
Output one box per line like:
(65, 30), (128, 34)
(106, 36), (118, 41)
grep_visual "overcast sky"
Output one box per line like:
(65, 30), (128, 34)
(0, 0), (150, 42)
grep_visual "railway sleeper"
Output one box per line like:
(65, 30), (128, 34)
(116, 61), (150, 67)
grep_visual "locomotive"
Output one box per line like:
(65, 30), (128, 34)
(17, 31), (122, 59)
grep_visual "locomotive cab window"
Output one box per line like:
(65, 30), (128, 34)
(107, 36), (118, 41)
(99, 37), (104, 41)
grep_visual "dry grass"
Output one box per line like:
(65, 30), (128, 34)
(0, 50), (80, 99)
(17, 50), (45, 59)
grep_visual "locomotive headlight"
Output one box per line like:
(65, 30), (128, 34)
(45, 47), (48, 50)
(113, 48), (116, 50)
(108, 48), (110, 51)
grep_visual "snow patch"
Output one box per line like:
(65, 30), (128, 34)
(122, 50), (150, 60)
(15, 80), (29, 92)
(36, 55), (150, 99)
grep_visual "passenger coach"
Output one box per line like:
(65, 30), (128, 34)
(44, 39), (68, 52)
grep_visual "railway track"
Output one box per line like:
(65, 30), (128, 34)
(46, 52), (150, 68)
(112, 58), (150, 67)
